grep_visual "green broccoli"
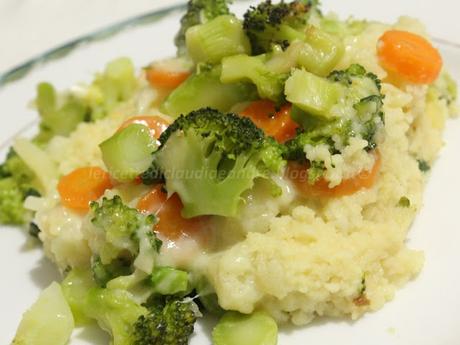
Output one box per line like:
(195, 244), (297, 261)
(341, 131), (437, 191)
(92, 256), (133, 288)
(243, 0), (319, 54)
(0, 150), (39, 225)
(89, 196), (162, 274)
(62, 269), (198, 345)
(175, 0), (231, 56)
(284, 64), (384, 181)
(143, 108), (285, 217)
(133, 296), (198, 345)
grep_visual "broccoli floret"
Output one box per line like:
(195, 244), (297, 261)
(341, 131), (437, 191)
(0, 150), (39, 224)
(89, 196), (162, 273)
(92, 256), (133, 288)
(243, 0), (318, 54)
(175, 0), (231, 56)
(145, 108), (285, 217)
(133, 296), (198, 345)
(62, 269), (198, 345)
(284, 64), (384, 181)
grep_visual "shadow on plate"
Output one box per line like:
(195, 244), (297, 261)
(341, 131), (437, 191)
(29, 256), (61, 289)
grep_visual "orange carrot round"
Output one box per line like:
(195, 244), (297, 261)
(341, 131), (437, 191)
(240, 100), (298, 143)
(136, 185), (207, 240)
(146, 67), (190, 89)
(287, 152), (381, 197)
(377, 30), (442, 84)
(58, 167), (113, 211)
(119, 115), (170, 142)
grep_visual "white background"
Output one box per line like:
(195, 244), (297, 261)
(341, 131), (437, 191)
(0, 0), (459, 74)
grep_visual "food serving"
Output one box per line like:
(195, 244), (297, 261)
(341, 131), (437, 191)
(2, 0), (458, 344)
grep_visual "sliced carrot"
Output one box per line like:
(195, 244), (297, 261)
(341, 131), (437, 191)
(377, 30), (442, 84)
(240, 100), (298, 143)
(136, 185), (208, 240)
(287, 152), (381, 197)
(119, 115), (170, 143)
(146, 67), (191, 89)
(58, 167), (113, 211)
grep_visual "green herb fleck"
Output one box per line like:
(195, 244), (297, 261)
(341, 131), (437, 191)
(398, 196), (411, 208)
(417, 159), (430, 172)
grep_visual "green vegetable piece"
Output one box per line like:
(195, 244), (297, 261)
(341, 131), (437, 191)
(296, 26), (344, 76)
(151, 266), (189, 295)
(212, 311), (278, 345)
(221, 54), (287, 102)
(133, 296), (198, 345)
(12, 282), (74, 345)
(152, 108), (285, 217)
(92, 256), (133, 288)
(0, 150), (39, 225)
(36, 82), (87, 139)
(398, 196), (411, 208)
(285, 69), (344, 117)
(89, 196), (160, 272)
(417, 159), (430, 172)
(86, 287), (148, 345)
(100, 124), (157, 182)
(160, 66), (257, 118)
(61, 269), (96, 325)
(175, 0), (231, 55)
(186, 15), (251, 64)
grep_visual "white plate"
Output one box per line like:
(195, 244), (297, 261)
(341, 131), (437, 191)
(1, 2), (460, 344)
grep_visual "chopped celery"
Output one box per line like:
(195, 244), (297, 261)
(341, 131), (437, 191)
(296, 26), (344, 76)
(160, 66), (257, 118)
(100, 124), (156, 182)
(150, 266), (189, 295)
(212, 311), (278, 345)
(186, 15), (251, 64)
(221, 54), (287, 102)
(12, 282), (74, 345)
(285, 69), (344, 117)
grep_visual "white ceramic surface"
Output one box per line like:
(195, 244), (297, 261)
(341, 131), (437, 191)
(1, 2), (460, 344)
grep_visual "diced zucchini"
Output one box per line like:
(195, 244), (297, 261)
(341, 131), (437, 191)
(160, 66), (257, 118)
(12, 282), (74, 345)
(186, 15), (251, 64)
(285, 69), (344, 117)
(100, 124), (156, 182)
(212, 311), (278, 345)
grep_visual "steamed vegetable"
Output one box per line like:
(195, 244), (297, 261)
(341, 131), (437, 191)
(12, 282), (74, 345)
(221, 54), (288, 102)
(89, 196), (161, 274)
(284, 64), (384, 167)
(143, 108), (285, 217)
(150, 266), (189, 296)
(377, 30), (442, 84)
(100, 124), (157, 182)
(175, 0), (231, 55)
(136, 185), (207, 240)
(62, 269), (198, 345)
(57, 167), (112, 211)
(186, 15), (251, 64)
(240, 100), (298, 143)
(212, 311), (278, 345)
(243, 0), (318, 54)
(0, 150), (39, 224)
(160, 65), (257, 118)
